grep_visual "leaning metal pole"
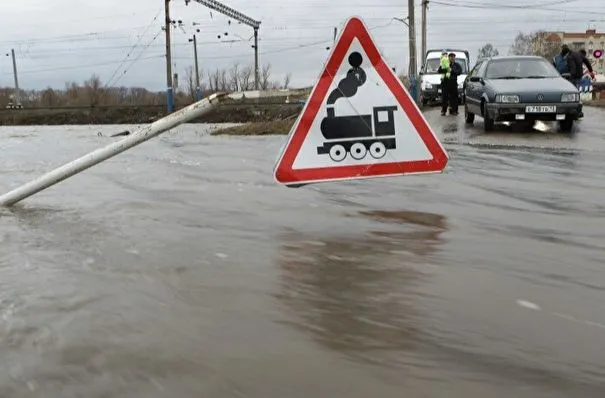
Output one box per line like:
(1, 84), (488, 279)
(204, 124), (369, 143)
(0, 90), (293, 207)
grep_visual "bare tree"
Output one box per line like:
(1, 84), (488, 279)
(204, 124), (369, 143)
(219, 68), (229, 91)
(260, 63), (272, 90)
(229, 62), (241, 91)
(282, 72), (291, 89)
(208, 68), (221, 92)
(509, 32), (534, 56)
(478, 43), (499, 60)
(84, 74), (103, 106)
(40, 87), (59, 106)
(509, 30), (560, 60)
(64, 81), (82, 105)
(0, 61), (295, 108)
(238, 65), (253, 91)
(185, 66), (199, 101)
(532, 30), (561, 60)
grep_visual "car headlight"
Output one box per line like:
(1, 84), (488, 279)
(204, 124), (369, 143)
(495, 94), (519, 103)
(561, 92), (579, 102)
(422, 82), (432, 90)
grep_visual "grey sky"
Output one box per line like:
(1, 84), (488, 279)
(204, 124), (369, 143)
(1, 0), (604, 91)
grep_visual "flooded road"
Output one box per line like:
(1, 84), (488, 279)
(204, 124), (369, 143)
(1, 105), (605, 397)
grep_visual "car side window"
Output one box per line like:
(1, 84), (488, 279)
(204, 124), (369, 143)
(477, 60), (489, 77)
(470, 61), (482, 77)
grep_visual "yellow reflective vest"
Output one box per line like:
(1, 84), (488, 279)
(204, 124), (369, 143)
(440, 56), (451, 80)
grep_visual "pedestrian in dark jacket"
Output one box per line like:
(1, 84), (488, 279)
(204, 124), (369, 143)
(561, 45), (585, 87)
(559, 45), (587, 118)
(579, 49), (596, 79)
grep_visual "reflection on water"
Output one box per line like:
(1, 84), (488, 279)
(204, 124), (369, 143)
(440, 121), (459, 134)
(274, 210), (448, 366)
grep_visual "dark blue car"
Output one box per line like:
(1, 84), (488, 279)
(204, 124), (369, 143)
(463, 55), (582, 132)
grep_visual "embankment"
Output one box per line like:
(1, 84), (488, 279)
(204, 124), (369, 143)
(0, 102), (303, 126)
(211, 119), (296, 136)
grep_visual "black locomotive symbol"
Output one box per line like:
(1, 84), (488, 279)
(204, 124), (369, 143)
(316, 51), (398, 162)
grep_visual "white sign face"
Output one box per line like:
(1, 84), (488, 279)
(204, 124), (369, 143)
(291, 37), (433, 170)
(273, 16), (448, 187)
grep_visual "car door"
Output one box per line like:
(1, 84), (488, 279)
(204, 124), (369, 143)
(470, 60), (490, 114)
(474, 60), (489, 110)
(465, 60), (483, 113)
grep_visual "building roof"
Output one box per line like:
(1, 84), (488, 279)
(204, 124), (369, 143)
(546, 29), (605, 39)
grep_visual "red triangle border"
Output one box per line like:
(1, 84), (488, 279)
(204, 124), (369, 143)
(274, 16), (448, 185)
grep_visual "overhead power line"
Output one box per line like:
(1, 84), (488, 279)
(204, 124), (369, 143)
(431, 0), (605, 15)
(1, 55), (164, 76)
(104, 8), (164, 88)
(0, 21), (391, 78)
(0, 25), (159, 45)
(108, 30), (165, 87)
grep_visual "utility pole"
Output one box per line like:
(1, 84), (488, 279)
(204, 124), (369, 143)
(407, 0), (419, 104)
(421, 0), (428, 61)
(10, 49), (21, 107)
(189, 33), (201, 101)
(185, 0), (261, 90)
(253, 27), (259, 90)
(164, 0), (175, 113)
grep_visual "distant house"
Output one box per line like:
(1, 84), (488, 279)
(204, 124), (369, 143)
(540, 29), (605, 75)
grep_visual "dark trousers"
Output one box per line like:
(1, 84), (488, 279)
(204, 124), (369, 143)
(440, 80), (449, 113)
(441, 79), (458, 114)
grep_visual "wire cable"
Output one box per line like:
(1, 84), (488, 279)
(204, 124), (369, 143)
(103, 8), (163, 88)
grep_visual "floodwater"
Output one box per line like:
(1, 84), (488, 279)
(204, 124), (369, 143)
(1, 106), (605, 397)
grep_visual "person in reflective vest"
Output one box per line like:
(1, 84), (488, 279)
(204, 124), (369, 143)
(437, 52), (453, 115)
(438, 53), (462, 116)
(439, 51), (450, 80)
(444, 53), (462, 115)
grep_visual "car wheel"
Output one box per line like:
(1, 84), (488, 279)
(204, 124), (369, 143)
(559, 118), (573, 132)
(464, 105), (474, 124)
(482, 102), (494, 132)
(421, 98), (428, 106)
(484, 117), (495, 132)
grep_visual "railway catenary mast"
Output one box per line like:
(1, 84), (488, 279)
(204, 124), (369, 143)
(184, 0), (261, 90)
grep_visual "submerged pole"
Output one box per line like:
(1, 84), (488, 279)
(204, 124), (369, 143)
(0, 93), (226, 207)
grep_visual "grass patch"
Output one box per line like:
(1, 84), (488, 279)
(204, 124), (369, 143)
(211, 119), (296, 136)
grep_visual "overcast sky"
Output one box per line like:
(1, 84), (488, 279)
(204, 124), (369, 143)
(0, 0), (604, 91)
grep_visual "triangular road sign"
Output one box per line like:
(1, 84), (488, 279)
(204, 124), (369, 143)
(273, 16), (448, 187)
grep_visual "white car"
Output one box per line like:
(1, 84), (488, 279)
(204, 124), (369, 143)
(419, 49), (470, 106)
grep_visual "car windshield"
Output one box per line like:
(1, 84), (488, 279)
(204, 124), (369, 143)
(424, 57), (468, 74)
(485, 58), (560, 79)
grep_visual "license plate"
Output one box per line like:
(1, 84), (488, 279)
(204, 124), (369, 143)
(525, 105), (556, 113)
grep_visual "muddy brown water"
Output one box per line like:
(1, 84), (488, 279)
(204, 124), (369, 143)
(1, 107), (605, 397)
